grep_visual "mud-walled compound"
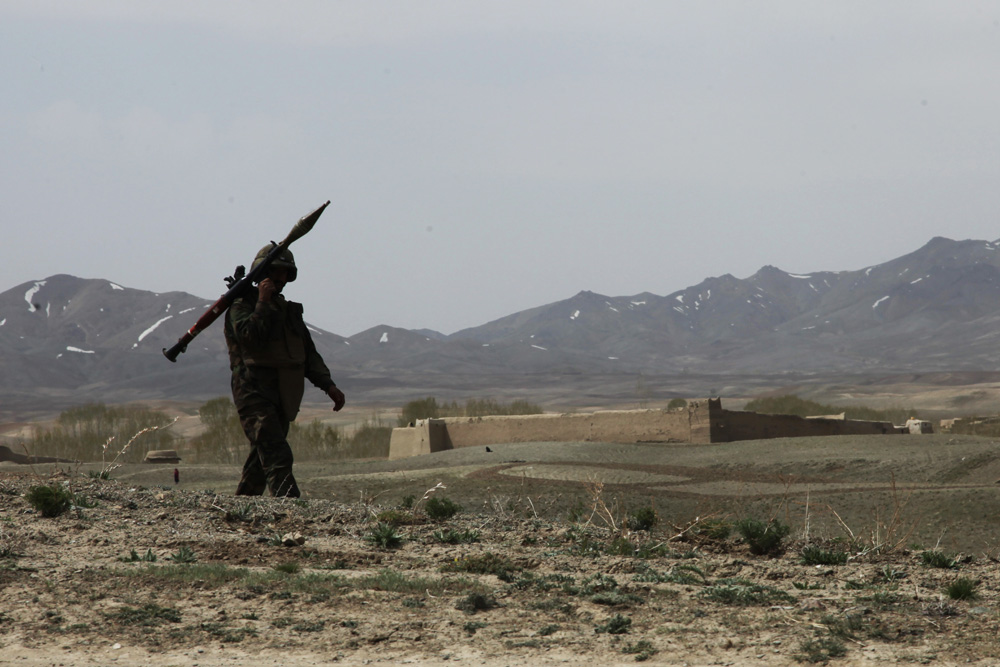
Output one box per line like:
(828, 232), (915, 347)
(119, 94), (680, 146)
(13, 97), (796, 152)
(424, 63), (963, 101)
(388, 398), (908, 460)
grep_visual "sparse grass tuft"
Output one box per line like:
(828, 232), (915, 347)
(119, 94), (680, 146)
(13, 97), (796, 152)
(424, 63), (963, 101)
(225, 501), (255, 523)
(946, 577), (978, 601)
(623, 639), (658, 661)
(800, 545), (848, 566)
(921, 550), (958, 569)
(432, 528), (480, 544)
(794, 636), (847, 663)
(0, 523), (25, 558)
(103, 603), (181, 627)
(700, 578), (795, 606)
(354, 568), (468, 596)
(366, 522), (406, 550)
(693, 518), (732, 541)
(119, 548), (157, 563)
(632, 563), (707, 585)
(442, 552), (519, 580)
(169, 546), (197, 563)
(374, 509), (419, 526)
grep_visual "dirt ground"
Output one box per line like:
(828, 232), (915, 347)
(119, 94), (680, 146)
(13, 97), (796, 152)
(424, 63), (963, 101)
(3, 434), (1000, 665)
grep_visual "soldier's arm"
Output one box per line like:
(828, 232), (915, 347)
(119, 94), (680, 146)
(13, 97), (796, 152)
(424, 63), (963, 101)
(302, 325), (335, 391)
(228, 290), (280, 346)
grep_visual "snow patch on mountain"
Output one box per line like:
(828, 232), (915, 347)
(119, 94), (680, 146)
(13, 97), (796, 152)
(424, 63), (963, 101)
(25, 281), (45, 312)
(137, 316), (173, 343)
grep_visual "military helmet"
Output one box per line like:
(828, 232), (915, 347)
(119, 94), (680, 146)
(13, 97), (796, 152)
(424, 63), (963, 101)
(252, 243), (298, 282)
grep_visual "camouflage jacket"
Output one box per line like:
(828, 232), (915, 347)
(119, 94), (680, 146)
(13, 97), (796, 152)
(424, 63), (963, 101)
(224, 288), (335, 420)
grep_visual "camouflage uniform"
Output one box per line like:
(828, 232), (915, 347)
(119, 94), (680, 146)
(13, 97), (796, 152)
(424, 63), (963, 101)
(224, 287), (336, 497)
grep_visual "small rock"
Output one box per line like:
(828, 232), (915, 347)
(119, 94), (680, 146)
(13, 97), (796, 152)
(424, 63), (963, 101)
(112, 643), (122, 650)
(282, 532), (306, 547)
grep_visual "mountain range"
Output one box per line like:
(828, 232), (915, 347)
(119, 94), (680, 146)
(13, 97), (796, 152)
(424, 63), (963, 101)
(3, 236), (1000, 413)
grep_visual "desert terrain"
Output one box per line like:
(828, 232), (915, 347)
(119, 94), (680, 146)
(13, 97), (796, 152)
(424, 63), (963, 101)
(3, 428), (1000, 666)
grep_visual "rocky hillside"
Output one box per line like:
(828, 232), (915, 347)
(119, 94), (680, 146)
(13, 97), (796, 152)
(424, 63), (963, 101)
(2, 236), (1000, 406)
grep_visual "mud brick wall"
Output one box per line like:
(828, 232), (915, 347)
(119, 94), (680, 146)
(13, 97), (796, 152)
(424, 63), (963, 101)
(389, 403), (711, 459)
(388, 399), (904, 459)
(710, 402), (900, 442)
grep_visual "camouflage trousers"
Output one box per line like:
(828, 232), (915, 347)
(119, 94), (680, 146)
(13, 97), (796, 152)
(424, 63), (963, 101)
(233, 400), (300, 498)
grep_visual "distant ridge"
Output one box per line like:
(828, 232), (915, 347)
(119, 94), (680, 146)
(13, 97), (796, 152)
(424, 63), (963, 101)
(3, 237), (1000, 407)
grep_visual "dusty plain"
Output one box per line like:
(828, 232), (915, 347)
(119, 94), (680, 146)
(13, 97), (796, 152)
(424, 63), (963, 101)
(3, 429), (1000, 666)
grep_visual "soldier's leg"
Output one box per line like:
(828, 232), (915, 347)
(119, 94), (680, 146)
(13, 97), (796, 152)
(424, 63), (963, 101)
(235, 447), (267, 496)
(247, 405), (299, 498)
(235, 407), (269, 496)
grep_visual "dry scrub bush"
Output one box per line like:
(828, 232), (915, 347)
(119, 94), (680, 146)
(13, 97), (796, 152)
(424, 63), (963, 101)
(828, 474), (916, 556)
(28, 403), (176, 463)
(188, 398), (391, 463)
(397, 396), (543, 427)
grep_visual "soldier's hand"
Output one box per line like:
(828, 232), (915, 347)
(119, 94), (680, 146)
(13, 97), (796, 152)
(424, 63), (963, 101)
(258, 278), (277, 303)
(327, 385), (346, 412)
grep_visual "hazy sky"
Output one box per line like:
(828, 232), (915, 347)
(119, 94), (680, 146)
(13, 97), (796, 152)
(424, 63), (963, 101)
(3, 2), (1000, 336)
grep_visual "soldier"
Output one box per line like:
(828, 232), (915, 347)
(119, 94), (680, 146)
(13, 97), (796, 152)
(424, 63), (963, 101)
(224, 244), (346, 497)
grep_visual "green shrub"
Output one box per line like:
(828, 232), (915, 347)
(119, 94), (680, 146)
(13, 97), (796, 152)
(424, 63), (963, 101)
(595, 613), (631, 634)
(666, 398), (688, 410)
(443, 552), (518, 579)
(735, 517), (790, 556)
(456, 593), (497, 614)
(625, 506), (658, 532)
(424, 496), (462, 521)
(25, 484), (74, 517)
